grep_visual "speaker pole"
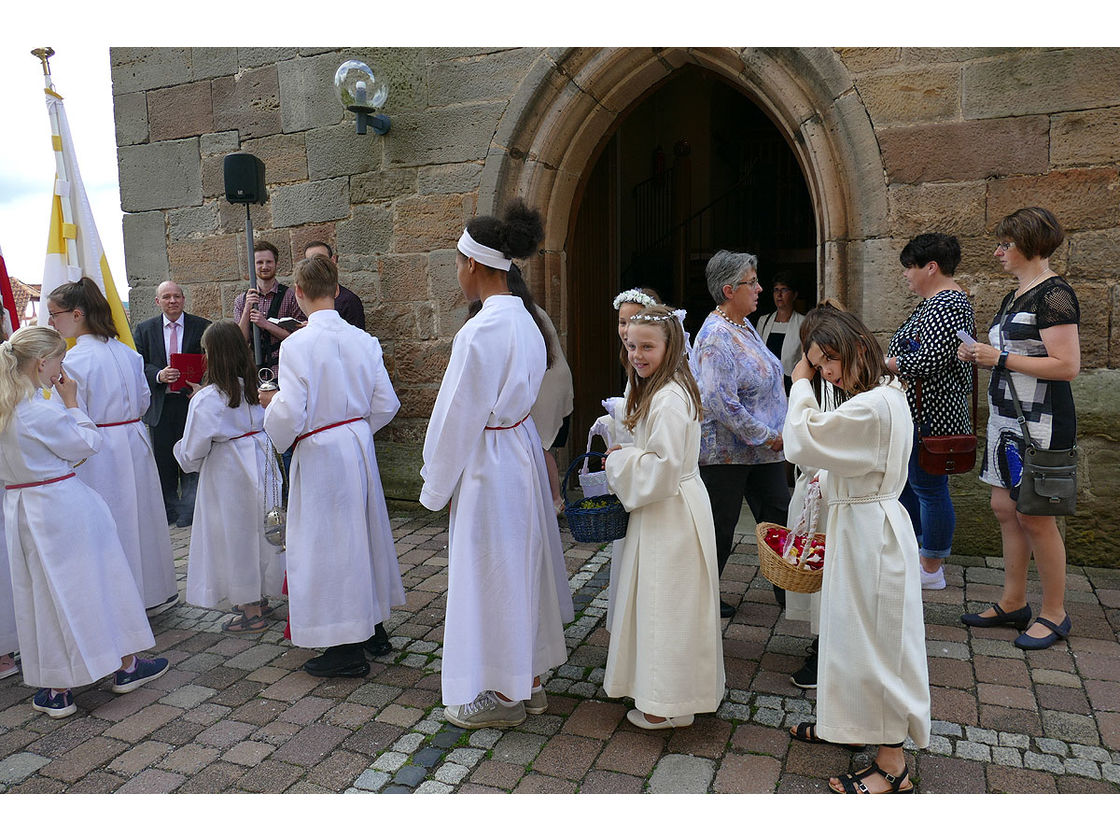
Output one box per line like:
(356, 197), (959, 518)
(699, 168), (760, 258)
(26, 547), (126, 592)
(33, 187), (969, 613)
(244, 206), (263, 368)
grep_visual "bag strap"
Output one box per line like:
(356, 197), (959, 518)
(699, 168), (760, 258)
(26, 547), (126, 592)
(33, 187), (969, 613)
(996, 296), (1036, 451)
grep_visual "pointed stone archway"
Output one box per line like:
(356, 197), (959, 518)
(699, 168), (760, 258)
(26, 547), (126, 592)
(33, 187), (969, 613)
(478, 47), (889, 320)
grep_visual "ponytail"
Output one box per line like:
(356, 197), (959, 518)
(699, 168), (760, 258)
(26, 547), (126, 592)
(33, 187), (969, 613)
(0, 327), (67, 432)
(48, 277), (118, 339)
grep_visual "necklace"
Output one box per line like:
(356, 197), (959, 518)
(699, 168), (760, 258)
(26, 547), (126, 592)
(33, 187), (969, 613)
(1016, 269), (1051, 298)
(714, 306), (748, 329)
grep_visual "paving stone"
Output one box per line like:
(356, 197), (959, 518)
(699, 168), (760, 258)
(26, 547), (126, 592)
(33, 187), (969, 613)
(354, 769), (391, 791)
(0, 752), (51, 784)
(531, 734), (601, 780)
(1041, 710), (1101, 745)
(223, 740), (276, 767)
(647, 753), (716, 793)
(415, 780), (453, 793)
(986, 764), (1060, 793)
(196, 719), (259, 748)
(157, 743), (221, 774)
(926, 735), (953, 755)
(433, 762), (470, 785)
(578, 769), (645, 794)
(991, 746), (1023, 766)
(372, 751), (409, 772)
(512, 772), (578, 794)
(999, 732), (1031, 749)
(562, 700), (627, 739)
(1036, 737), (1070, 756)
(491, 731), (547, 765)
(916, 754), (988, 793)
(728, 722), (790, 757)
(713, 752), (781, 793)
(1071, 744), (1112, 762)
(236, 759), (305, 793)
(1024, 751), (1066, 774)
(160, 684), (219, 709)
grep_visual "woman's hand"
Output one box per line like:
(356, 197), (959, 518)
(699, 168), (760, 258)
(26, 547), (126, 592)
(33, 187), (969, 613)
(958, 340), (997, 368)
(55, 368), (79, 408)
(792, 354), (814, 382)
(768, 433), (784, 451)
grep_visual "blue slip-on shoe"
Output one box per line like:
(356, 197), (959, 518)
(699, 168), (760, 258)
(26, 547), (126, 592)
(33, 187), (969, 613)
(112, 657), (170, 694)
(961, 603), (1032, 631)
(32, 688), (77, 719)
(1014, 614), (1072, 650)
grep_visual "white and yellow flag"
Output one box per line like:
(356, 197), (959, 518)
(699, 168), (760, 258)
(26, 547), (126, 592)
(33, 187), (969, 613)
(38, 84), (133, 348)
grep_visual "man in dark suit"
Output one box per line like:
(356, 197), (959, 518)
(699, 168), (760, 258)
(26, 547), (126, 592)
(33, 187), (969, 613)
(133, 281), (210, 527)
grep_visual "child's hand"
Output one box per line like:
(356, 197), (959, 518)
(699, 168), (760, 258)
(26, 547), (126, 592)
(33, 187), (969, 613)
(259, 388), (276, 408)
(184, 380), (203, 397)
(792, 354), (815, 383)
(604, 445), (622, 457)
(55, 368), (79, 408)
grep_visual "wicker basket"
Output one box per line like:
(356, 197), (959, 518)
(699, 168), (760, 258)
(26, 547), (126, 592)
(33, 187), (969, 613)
(562, 452), (629, 543)
(756, 522), (824, 594)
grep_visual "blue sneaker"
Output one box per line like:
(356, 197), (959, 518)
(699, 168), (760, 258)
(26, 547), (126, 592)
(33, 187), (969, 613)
(32, 688), (77, 719)
(112, 657), (169, 694)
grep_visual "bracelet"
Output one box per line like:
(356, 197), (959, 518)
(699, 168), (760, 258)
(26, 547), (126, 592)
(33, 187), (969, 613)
(996, 350), (1009, 369)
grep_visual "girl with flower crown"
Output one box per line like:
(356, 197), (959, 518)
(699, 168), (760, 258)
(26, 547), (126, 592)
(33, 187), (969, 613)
(603, 305), (724, 730)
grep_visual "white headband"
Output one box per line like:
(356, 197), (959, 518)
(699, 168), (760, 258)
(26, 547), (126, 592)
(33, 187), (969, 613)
(457, 228), (512, 272)
(613, 288), (657, 310)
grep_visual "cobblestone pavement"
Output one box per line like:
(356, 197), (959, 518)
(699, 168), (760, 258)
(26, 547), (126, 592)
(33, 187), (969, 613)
(1, 504), (1119, 795)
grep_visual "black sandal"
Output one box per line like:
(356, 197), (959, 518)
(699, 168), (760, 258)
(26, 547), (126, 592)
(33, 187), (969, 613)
(789, 722), (866, 751)
(235, 598), (276, 619)
(829, 761), (914, 794)
(223, 612), (268, 634)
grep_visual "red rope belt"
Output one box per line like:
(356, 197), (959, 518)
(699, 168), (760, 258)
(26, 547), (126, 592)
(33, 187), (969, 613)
(6, 472), (76, 490)
(485, 414), (529, 431)
(293, 417), (363, 448)
(230, 430), (262, 441)
(96, 417), (142, 428)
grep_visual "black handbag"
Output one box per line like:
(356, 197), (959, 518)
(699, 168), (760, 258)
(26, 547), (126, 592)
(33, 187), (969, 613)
(914, 368), (978, 475)
(1004, 376), (1077, 516)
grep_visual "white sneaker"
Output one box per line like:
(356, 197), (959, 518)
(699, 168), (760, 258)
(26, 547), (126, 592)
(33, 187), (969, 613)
(444, 690), (526, 729)
(920, 566), (946, 590)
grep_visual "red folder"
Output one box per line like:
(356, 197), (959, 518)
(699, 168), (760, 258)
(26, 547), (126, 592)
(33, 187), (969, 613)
(169, 353), (206, 392)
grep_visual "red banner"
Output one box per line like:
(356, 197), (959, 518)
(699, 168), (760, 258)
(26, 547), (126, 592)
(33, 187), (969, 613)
(0, 245), (22, 335)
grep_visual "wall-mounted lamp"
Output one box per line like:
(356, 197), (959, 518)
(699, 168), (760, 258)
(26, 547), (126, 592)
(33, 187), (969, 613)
(334, 59), (390, 135)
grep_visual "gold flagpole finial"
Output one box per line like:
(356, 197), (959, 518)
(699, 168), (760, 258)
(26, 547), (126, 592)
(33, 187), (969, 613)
(31, 47), (55, 76)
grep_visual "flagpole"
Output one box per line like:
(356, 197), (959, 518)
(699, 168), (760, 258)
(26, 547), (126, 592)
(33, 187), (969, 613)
(32, 47), (80, 286)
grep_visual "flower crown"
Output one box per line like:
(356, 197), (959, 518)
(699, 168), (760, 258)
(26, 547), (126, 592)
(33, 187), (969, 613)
(629, 308), (687, 325)
(613, 289), (657, 310)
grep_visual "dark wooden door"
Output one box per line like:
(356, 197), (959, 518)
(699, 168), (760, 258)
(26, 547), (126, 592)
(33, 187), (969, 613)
(567, 136), (620, 455)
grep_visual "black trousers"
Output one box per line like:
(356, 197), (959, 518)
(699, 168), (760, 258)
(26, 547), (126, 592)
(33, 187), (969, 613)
(700, 461), (791, 577)
(150, 394), (197, 519)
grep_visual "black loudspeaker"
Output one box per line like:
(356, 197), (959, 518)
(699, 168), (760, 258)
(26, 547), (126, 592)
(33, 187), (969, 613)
(223, 153), (267, 205)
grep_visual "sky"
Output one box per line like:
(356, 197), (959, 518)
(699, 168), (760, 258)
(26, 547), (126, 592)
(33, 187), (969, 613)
(0, 4), (1100, 307)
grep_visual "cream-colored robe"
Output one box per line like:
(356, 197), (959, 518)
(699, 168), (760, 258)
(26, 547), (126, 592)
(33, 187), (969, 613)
(783, 378), (930, 748)
(529, 304), (574, 449)
(604, 382), (725, 717)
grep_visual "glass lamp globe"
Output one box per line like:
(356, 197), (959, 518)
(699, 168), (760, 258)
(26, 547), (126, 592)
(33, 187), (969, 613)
(334, 60), (390, 134)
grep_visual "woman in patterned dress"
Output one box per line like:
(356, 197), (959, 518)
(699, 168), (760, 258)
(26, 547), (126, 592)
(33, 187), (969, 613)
(958, 207), (1080, 650)
(886, 233), (976, 591)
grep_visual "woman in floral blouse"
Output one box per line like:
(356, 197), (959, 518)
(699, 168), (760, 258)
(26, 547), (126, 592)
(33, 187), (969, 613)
(690, 250), (789, 619)
(886, 233), (975, 591)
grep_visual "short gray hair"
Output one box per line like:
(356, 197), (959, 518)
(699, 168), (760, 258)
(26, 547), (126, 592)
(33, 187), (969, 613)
(705, 250), (758, 304)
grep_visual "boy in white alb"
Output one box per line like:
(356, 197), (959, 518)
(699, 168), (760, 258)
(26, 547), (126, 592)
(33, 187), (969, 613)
(262, 256), (405, 677)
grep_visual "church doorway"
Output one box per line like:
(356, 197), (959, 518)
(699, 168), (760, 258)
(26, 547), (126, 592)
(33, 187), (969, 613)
(566, 64), (817, 444)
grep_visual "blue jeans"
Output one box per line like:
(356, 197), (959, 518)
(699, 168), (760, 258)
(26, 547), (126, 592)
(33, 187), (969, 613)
(900, 427), (955, 559)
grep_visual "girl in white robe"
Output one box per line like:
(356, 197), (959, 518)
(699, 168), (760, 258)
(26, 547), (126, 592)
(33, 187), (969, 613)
(782, 307), (930, 794)
(604, 305), (724, 729)
(263, 257), (405, 678)
(46, 279), (177, 612)
(0, 484), (19, 680)
(174, 321), (285, 631)
(0, 327), (167, 718)
(421, 202), (573, 729)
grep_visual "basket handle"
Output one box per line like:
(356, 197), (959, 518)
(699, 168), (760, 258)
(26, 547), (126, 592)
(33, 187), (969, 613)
(561, 451), (607, 507)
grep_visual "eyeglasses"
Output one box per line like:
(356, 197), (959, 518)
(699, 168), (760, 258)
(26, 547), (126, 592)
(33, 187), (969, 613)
(729, 279), (762, 291)
(995, 241), (1015, 253)
(47, 308), (74, 319)
(773, 287), (793, 295)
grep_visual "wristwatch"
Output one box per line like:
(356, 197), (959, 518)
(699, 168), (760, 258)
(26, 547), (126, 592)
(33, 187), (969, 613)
(996, 350), (1009, 369)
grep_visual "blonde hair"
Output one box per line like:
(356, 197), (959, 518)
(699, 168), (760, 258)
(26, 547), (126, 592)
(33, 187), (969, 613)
(0, 327), (67, 432)
(294, 255), (338, 301)
(623, 305), (702, 432)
